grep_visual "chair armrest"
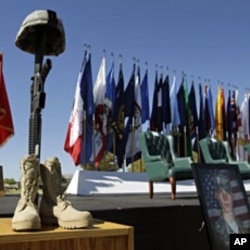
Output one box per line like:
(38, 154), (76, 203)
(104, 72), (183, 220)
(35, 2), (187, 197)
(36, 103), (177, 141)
(145, 161), (170, 181)
(144, 154), (162, 163)
(173, 157), (192, 164)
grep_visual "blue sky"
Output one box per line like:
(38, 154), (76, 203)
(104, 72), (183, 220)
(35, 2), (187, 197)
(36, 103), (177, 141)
(1, 0), (250, 180)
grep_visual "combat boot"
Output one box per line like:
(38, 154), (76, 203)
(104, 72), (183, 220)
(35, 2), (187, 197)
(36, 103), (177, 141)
(39, 157), (93, 229)
(12, 154), (41, 231)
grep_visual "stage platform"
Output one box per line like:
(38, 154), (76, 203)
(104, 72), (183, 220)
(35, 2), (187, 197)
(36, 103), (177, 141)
(1, 192), (210, 250)
(1, 170), (250, 249)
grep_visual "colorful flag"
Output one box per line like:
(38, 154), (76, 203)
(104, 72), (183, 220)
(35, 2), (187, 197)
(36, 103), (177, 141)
(235, 90), (242, 131)
(105, 61), (116, 153)
(206, 85), (215, 133)
(215, 86), (226, 141)
(124, 64), (136, 153)
(198, 82), (208, 139)
(112, 63), (125, 167)
(150, 70), (163, 131)
(227, 90), (233, 141)
(176, 76), (192, 156)
(93, 56), (106, 166)
(207, 87), (215, 133)
(81, 53), (94, 165)
(170, 74), (180, 128)
(162, 74), (171, 126)
(188, 81), (198, 139)
(0, 53), (14, 146)
(125, 65), (142, 165)
(64, 51), (87, 165)
(238, 93), (249, 160)
(140, 68), (150, 124)
(124, 64), (135, 118)
(177, 77), (187, 126)
(240, 94), (249, 137)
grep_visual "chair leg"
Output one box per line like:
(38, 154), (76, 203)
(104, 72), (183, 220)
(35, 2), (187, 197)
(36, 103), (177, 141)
(148, 181), (153, 199)
(169, 177), (176, 200)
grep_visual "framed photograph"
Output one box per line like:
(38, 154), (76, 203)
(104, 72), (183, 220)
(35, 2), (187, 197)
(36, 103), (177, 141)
(192, 164), (250, 250)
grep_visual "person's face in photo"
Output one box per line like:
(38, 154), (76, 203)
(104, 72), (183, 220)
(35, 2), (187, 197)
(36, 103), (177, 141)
(215, 188), (234, 213)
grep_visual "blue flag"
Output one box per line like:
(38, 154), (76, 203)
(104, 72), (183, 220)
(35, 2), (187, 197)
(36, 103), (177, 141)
(80, 53), (94, 165)
(177, 77), (187, 126)
(124, 64), (135, 118)
(112, 63), (125, 167)
(162, 74), (171, 125)
(140, 69), (150, 124)
(105, 62), (116, 153)
(188, 81), (198, 139)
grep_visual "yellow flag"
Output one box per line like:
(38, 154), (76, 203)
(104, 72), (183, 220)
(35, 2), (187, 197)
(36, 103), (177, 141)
(215, 86), (225, 141)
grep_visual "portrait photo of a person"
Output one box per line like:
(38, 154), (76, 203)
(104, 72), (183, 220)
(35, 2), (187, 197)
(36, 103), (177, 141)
(211, 169), (246, 249)
(193, 165), (250, 250)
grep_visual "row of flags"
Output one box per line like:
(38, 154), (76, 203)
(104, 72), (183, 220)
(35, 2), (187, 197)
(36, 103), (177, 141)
(0, 50), (249, 167)
(64, 50), (145, 167)
(64, 51), (250, 167)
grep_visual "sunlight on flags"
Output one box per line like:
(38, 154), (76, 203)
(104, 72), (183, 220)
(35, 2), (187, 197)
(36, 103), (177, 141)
(176, 76), (192, 157)
(105, 60), (116, 153)
(125, 64), (142, 169)
(162, 73), (171, 130)
(81, 53), (94, 165)
(0, 53), (14, 146)
(238, 93), (250, 160)
(215, 86), (226, 141)
(150, 70), (161, 131)
(112, 62), (125, 168)
(205, 84), (215, 135)
(64, 50), (94, 166)
(169, 74), (180, 131)
(188, 81), (198, 140)
(140, 67), (150, 125)
(93, 56), (106, 167)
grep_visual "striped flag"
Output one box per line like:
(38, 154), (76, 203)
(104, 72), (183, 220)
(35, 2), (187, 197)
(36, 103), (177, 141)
(64, 51), (94, 165)
(64, 51), (88, 165)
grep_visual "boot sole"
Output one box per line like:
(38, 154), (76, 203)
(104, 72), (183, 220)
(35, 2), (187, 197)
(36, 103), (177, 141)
(12, 221), (41, 231)
(58, 218), (93, 229)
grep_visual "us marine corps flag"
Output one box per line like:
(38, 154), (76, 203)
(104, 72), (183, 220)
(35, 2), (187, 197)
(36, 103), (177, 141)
(0, 53), (14, 146)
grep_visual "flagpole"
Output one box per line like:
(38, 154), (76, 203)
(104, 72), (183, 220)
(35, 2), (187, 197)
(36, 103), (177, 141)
(93, 116), (97, 168)
(176, 126), (180, 156)
(184, 125), (187, 156)
(131, 117), (135, 172)
(83, 111), (87, 167)
(112, 129), (116, 169)
(196, 126), (201, 163)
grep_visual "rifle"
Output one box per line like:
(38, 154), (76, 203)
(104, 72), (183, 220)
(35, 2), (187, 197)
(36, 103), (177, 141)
(29, 57), (52, 159)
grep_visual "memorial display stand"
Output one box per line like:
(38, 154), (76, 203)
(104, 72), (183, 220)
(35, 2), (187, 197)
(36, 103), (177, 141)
(0, 218), (134, 250)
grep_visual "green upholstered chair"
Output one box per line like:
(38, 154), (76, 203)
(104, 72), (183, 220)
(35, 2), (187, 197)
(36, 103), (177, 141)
(221, 141), (250, 179)
(199, 137), (227, 164)
(139, 131), (193, 200)
(199, 136), (250, 179)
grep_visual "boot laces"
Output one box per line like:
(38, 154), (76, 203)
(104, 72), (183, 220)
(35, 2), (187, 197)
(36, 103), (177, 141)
(51, 163), (71, 208)
(23, 161), (39, 205)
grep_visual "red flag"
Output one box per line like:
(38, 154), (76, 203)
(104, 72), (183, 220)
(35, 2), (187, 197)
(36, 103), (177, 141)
(0, 54), (14, 146)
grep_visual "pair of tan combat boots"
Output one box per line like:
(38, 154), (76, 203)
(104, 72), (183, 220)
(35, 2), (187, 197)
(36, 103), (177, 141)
(12, 155), (93, 231)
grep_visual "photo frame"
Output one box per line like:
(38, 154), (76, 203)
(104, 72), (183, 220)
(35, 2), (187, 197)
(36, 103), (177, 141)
(192, 163), (250, 250)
